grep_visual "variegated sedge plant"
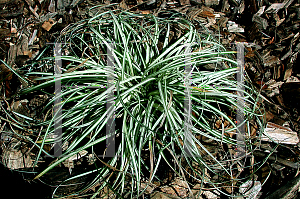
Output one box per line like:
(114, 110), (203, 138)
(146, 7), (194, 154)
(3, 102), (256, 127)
(9, 9), (265, 198)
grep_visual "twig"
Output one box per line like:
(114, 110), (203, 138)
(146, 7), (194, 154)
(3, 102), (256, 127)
(24, 0), (39, 20)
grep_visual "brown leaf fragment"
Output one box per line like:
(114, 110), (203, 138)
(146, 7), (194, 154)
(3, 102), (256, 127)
(274, 64), (283, 79)
(141, 10), (151, 14)
(265, 80), (284, 97)
(245, 48), (255, 58)
(151, 191), (181, 199)
(263, 55), (280, 68)
(252, 15), (268, 30)
(221, 0), (229, 12)
(284, 67), (293, 81)
(23, 50), (32, 58)
(17, 34), (29, 57)
(140, 181), (157, 194)
(261, 122), (299, 145)
(198, 10), (215, 18)
(204, 0), (219, 7)
(159, 178), (189, 198)
(217, 16), (228, 28)
(238, 0), (245, 14)
(203, 190), (219, 198)
(2, 147), (36, 170)
(42, 18), (55, 31)
(274, 14), (285, 27)
(0, 0), (24, 18)
(48, 0), (55, 12)
(179, 0), (190, 6)
(119, 0), (128, 9)
(265, 3), (285, 14)
(10, 27), (17, 34)
(7, 44), (17, 66)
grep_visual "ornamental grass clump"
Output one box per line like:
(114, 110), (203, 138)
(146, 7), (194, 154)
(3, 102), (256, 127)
(8, 10), (264, 198)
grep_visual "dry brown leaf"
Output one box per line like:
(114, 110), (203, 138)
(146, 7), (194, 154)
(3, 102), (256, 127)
(119, 0), (128, 10)
(179, 0), (190, 6)
(2, 148), (36, 169)
(204, 0), (219, 6)
(198, 10), (215, 18)
(42, 18), (55, 31)
(284, 67), (293, 81)
(141, 10), (151, 14)
(261, 122), (299, 145)
(23, 50), (32, 58)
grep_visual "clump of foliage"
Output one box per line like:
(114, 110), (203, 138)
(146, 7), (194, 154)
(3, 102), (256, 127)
(4, 9), (265, 198)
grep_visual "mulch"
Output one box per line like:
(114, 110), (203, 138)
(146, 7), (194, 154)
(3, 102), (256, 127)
(0, 0), (300, 198)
